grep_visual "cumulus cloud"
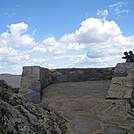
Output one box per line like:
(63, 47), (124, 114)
(57, 17), (133, 67)
(0, 18), (134, 74)
(61, 18), (121, 44)
(41, 37), (66, 55)
(7, 22), (28, 35)
(0, 22), (36, 48)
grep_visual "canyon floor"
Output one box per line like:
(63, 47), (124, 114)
(40, 80), (133, 134)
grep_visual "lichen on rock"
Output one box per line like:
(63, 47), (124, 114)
(0, 80), (67, 134)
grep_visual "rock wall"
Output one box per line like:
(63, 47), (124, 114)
(107, 63), (134, 99)
(19, 64), (134, 133)
(20, 66), (114, 103)
(20, 66), (51, 103)
(106, 63), (134, 133)
(51, 68), (114, 83)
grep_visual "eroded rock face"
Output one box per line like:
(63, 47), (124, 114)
(0, 80), (67, 134)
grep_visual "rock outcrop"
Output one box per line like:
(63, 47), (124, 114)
(0, 80), (67, 134)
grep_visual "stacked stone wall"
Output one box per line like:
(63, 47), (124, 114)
(40, 67), (52, 89)
(107, 63), (134, 99)
(106, 63), (134, 133)
(20, 66), (114, 103)
(51, 68), (114, 83)
(20, 66), (51, 103)
(19, 64), (134, 133)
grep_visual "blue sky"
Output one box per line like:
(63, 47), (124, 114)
(0, 0), (134, 74)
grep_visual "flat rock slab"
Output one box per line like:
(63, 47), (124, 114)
(63, 111), (98, 120)
(72, 119), (101, 134)
(104, 126), (129, 134)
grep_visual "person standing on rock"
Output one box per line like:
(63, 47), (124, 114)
(122, 52), (130, 62)
(129, 51), (134, 62)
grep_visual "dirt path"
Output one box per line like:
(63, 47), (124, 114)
(40, 80), (133, 134)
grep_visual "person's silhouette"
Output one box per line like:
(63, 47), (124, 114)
(129, 51), (134, 62)
(122, 52), (130, 62)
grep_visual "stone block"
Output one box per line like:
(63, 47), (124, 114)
(28, 80), (41, 91)
(107, 63), (134, 99)
(129, 63), (134, 69)
(20, 76), (41, 94)
(24, 91), (41, 103)
(124, 90), (133, 98)
(107, 77), (133, 98)
(113, 63), (129, 77)
(107, 90), (121, 98)
(57, 75), (67, 82)
(20, 66), (53, 103)
(72, 119), (101, 134)
(104, 126), (129, 134)
(40, 67), (52, 88)
(22, 67), (32, 76)
(31, 66), (40, 75)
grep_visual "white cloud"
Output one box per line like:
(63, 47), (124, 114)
(0, 18), (134, 74)
(115, 8), (129, 16)
(67, 43), (85, 51)
(7, 22), (28, 35)
(97, 9), (108, 21)
(109, 1), (129, 17)
(57, 18), (133, 66)
(0, 22), (36, 48)
(62, 18), (121, 44)
(30, 46), (46, 53)
(109, 1), (128, 8)
(41, 37), (66, 55)
(0, 47), (30, 73)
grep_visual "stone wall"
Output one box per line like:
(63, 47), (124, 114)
(106, 63), (134, 133)
(51, 68), (114, 83)
(107, 63), (134, 99)
(20, 66), (51, 103)
(20, 66), (114, 103)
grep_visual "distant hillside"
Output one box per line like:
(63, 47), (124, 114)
(0, 74), (21, 88)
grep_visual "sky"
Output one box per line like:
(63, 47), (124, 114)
(0, 0), (134, 74)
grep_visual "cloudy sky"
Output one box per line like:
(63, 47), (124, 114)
(0, 0), (134, 74)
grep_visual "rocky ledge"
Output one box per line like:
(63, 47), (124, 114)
(0, 80), (67, 134)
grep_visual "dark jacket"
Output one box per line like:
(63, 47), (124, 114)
(122, 55), (130, 62)
(129, 54), (134, 62)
